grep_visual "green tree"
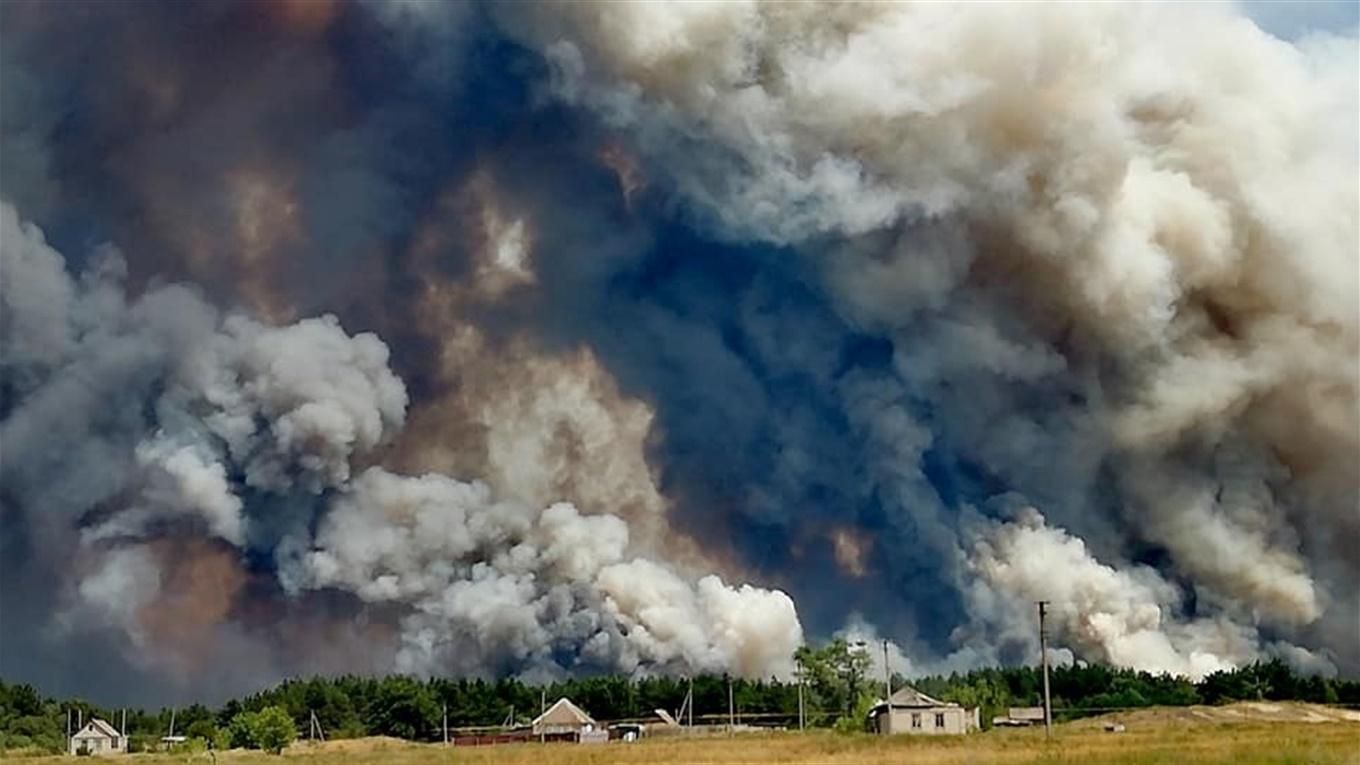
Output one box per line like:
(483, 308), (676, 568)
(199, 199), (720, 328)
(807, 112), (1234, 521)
(184, 718), (218, 743)
(370, 677), (437, 741)
(228, 711), (260, 749)
(795, 639), (875, 727)
(252, 706), (297, 754)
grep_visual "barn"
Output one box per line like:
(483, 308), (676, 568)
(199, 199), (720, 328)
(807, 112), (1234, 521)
(867, 686), (980, 735)
(69, 718), (125, 756)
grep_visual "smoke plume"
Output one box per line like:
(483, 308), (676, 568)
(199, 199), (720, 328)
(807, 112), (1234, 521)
(0, 0), (1355, 703)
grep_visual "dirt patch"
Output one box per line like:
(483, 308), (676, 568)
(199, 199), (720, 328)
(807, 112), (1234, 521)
(1069, 701), (1360, 728)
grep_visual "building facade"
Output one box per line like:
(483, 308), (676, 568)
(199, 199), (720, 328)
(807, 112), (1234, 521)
(69, 719), (125, 756)
(868, 686), (980, 735)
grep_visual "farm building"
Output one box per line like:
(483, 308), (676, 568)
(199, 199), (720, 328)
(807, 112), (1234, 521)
(868, 686), (980, 735)
(69, 718), (125, 756)
(531, 697), (599, 739)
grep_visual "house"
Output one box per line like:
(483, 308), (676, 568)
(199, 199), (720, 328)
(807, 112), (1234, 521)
(69, 718), (125, 756)
(868, 685), (980, 735)
(531, 698), (598, 739)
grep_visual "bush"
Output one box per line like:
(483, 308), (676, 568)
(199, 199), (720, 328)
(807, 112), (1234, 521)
(185, 719), (218, 742)
(253, 706), (297, 754)
(228, 706), (296, 754)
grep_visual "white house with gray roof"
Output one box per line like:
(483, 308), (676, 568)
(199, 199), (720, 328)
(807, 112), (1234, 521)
(69, 718), (125, 756)
(867, 685), (979, 735)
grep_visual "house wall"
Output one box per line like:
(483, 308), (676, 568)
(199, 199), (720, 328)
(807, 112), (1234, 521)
(69, 734), (122, 755)
(876, 706), (972, 735)
(533, 723), (590, 735)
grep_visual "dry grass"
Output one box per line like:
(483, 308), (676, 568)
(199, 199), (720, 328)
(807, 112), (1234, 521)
(7, 705), (1359, 765)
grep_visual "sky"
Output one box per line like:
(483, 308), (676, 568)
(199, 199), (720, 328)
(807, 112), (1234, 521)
(1239, 0), (1358, 39)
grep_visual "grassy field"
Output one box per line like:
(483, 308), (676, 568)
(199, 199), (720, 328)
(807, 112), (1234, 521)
(6, 706), (1358, 764)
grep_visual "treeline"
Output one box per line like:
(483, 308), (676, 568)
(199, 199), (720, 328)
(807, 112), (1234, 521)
(912, 657), (1359, 725)
(3, 653), (1357, 753)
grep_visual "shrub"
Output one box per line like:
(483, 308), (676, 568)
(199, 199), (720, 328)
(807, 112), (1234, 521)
(253, 706), (297, 754)
(229, 706), (296, 754)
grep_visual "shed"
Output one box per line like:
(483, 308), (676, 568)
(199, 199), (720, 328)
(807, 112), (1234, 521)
(868, 686), (979, 735)
(531, 698), (598, 737)
(70, 718), (125, 756)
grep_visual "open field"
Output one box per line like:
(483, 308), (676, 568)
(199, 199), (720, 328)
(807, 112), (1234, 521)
(5, 704), (1358, 765)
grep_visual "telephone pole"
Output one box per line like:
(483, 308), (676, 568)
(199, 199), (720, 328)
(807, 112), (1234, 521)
(726, 674), (735, 732)
(1038, 600), (1053, 737)
(687, 676), (694, 727)
(882, 639), (892, 701)
(797, 667), (805, 731)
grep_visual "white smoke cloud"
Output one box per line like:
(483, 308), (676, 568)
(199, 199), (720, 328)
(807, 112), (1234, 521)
(179, 313), (409, 495)
(965, 507), (1261, 680)
(300, 467), (802, 678)
(83, 439), (246, 546)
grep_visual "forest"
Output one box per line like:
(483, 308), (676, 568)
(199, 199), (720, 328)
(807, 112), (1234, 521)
(3, 643), (1357, 754)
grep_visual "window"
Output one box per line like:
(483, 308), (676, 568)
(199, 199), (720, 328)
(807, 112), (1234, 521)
(935, 713), (945, 729)
(911, 713), (921, 729)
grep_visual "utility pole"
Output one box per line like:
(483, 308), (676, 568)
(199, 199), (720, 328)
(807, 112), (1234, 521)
(797, 667), (805, 732)
(687, 676), (694, 728)
(726, 674), (735, 732)
(121, 709), (127, 741)
(443, 702), (449, 746)
(539, 689), (546, 744)
(846, 643), (854, 718)
(882, 639), (892, 702)
(1038, 600), (1053, 738)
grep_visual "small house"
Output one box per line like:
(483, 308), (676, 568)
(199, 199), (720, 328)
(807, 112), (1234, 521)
(531, 697), (598, 739)
(70, 718), (125, 756)
(868, 685), (979, 735)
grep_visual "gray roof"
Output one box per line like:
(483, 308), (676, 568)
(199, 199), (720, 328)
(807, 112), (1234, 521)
(73, 719), (121, 739)
(531, 697), (596, 728)
(873, 685), (959, 709)
(892, 685), (946, 706)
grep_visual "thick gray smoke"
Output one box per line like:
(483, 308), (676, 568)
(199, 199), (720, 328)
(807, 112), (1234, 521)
(0, 0), (1355, 704)
(0, 202), (801, 694)
(489, 1), (1358, 676)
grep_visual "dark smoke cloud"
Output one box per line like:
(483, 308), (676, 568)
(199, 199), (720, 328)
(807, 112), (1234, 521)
(1, 0), (1355, 704)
